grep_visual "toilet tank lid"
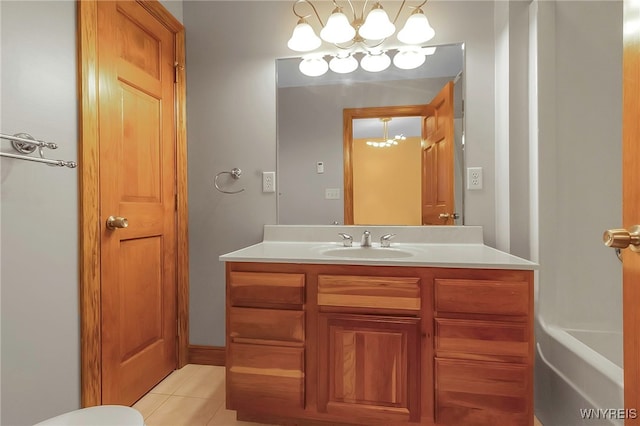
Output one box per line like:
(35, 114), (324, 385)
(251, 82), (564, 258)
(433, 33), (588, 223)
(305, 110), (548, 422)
(33, 405), (144, 426)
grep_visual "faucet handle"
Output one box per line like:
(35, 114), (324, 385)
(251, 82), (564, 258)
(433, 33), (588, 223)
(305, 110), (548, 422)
(380, 233), (396, 247)
(338, 233), (353, 247)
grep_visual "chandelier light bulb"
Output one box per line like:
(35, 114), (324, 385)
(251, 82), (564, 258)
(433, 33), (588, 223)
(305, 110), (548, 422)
(358, 3), (395, 41)
(393, 48), (426, 70)
(299, 56), (329, 77)
(397, 9), (435, 45)
(329, 54), (358, 74)
(287, 18), (322, 52)
(320, 8), (356, 44)
(360, 51), (391, 73)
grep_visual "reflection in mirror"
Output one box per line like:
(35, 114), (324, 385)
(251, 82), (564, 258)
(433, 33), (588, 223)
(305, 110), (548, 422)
(345, 89), (458, 226)
(277, 43), (464, 226)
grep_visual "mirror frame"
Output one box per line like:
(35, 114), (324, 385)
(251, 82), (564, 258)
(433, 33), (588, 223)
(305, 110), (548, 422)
(343, 104), (431, 224)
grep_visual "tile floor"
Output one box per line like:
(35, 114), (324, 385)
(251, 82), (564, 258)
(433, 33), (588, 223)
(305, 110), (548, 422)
(134, 363), (544, 426)
(133, 364), (264, 426)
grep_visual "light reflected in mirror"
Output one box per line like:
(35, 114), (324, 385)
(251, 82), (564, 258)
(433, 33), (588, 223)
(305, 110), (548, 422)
(276, 43), (464, 226)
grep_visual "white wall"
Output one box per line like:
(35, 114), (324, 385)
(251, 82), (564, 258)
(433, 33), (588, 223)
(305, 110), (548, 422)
(534, 1), (623, 423)
(1, 2), (79, 424)
(184, 0), (499, 346)
(0, 1), (183, 424)
(537, 0), (622, 336)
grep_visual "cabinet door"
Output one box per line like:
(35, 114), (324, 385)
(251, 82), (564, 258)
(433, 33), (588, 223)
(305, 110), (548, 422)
(318, 314), (421, 423)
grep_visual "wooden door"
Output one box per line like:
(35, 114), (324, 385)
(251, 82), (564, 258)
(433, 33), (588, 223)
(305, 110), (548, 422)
(318, 313), (421, 424)
(422, 81), (455, 225)
(622, 0), (640, 422)
(98, 0), (177, 405)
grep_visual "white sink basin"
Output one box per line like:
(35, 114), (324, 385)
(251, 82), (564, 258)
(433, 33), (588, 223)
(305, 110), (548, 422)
(321, 247), (415, 259)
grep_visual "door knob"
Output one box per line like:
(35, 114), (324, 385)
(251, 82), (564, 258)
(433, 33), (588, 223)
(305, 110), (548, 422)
(603, 225), (640, 253)
(439, 213), (460, 220)
(106, 216), (128, 230)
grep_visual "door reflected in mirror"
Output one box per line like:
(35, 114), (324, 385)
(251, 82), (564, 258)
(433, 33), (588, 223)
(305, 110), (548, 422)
(345, 83), (458, 226)
(276, 43), (464, 226)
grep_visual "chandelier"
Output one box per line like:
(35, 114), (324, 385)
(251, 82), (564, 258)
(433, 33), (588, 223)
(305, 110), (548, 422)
(287, 0), (436, 77)
(365, 118), (407, 148)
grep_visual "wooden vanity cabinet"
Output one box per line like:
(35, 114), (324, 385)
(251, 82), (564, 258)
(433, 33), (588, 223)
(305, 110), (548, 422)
(225, 262), (533, 426)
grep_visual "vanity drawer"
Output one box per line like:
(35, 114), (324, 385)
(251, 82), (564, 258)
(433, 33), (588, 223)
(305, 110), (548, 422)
(229, 271), (305, 307)
(435, 318), (529, 362)
(229, 307), (304, 345)
(434, 279), (529, 316)
(228, 343), (304, 411)
(317, 275), (421, 311)
(435, 358), (529, 426)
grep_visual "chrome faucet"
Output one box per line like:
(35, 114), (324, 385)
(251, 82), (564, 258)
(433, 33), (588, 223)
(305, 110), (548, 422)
(361, 230), (372, 247)
(338, 233), (353, 247)
(380, 233), (396, 247)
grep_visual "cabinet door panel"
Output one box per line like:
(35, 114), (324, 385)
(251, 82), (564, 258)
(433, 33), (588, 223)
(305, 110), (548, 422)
(227, 343), (304, 412)
(318, 314), (420, 423)
(435, 358), (529, 425)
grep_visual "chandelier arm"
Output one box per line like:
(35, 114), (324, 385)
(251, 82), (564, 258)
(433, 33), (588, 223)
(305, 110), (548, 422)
(391, 0), (408, 25)
(334, 39), (357, 50)
(339, 0), (357, 23)
(361, 0), (371, 21)
(292, 0), (325, 26)
(360, 38), (385, 49)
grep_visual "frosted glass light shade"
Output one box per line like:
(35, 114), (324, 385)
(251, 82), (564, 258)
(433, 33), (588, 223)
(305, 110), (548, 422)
(287, 19), (322, 52)
(393, 49), (426, 70)
(397, 10), (435, 44)
(360, 51), (391, 72)
(422, 46), (437, 55)
(320, 10), (356, 44)
(329, 55), (358, 74)
(359, 5), (395, 40)
(299, 57), (329, 76)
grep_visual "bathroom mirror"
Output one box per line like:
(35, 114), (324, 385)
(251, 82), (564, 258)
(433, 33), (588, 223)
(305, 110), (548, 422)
(276, 43), (464, 225)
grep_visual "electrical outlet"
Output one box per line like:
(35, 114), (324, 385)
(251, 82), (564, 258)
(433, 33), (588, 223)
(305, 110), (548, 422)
(262, 171), (276, 193)
(467, 167), (483, 190)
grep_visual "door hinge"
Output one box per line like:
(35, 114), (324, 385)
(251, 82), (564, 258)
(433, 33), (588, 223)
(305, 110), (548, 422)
(177, 318), (180, 337)
(173, 61), (183, 83)
(175, 193), (178, 211)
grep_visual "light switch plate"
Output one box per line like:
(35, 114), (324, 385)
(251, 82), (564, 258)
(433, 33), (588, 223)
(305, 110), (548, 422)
(325, 188), (340, 199)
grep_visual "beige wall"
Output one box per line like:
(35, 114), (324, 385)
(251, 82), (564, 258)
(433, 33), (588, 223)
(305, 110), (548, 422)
(353, 137), (422, 225)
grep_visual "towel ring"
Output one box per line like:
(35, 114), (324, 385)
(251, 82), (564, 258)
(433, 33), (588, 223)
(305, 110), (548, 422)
(214, 168), (245, 194)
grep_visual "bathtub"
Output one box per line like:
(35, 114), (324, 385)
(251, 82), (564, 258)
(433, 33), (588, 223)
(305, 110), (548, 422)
(535, 318), (624, 426)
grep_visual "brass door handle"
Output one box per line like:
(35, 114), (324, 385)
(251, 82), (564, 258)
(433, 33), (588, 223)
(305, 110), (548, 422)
(439, 213), (460, 220)
(603, 225), (640, 252)
(106, 216), (128, 230)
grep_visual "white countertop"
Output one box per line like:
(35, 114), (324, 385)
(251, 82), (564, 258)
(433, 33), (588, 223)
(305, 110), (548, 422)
(219, 226), (538, 270)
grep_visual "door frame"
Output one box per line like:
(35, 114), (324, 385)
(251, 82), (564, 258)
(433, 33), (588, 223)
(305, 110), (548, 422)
(77, 0), (189, 407)
(343, 104), (430, 224)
